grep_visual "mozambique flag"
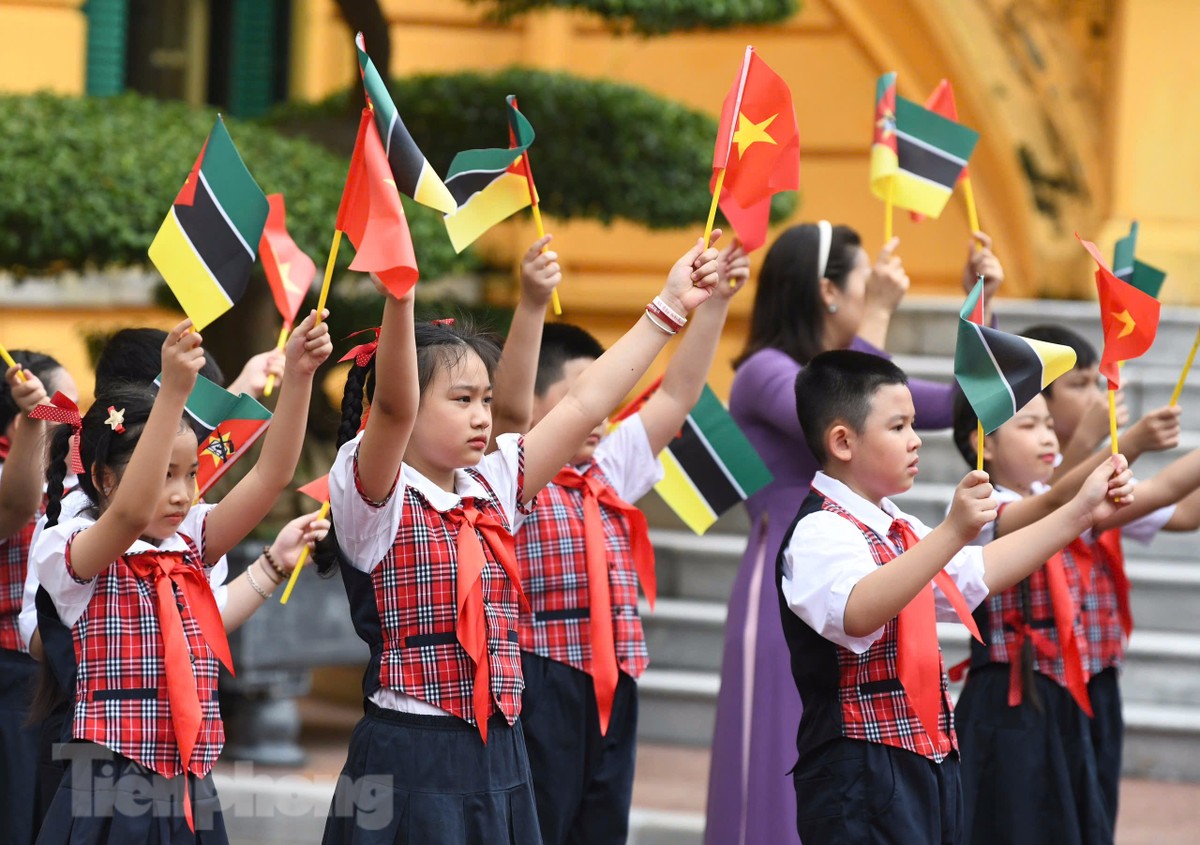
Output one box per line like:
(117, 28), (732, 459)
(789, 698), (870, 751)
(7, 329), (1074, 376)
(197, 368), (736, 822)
(956, 279), (1077, 433)
(1079, 234), (1161, 389)
(710, 47), (800, 252)
(337, 109), (419, 299)
(910, 80), (966, 222)
(149, 116), (269, 330)
(261, 194), (317, 325)
(443, 95), (535, 253)
(356, 32), (456, 215)
(1113, 220), (1167, 299)
(869, 73), (979, 219)
(174, 374), (272, 496)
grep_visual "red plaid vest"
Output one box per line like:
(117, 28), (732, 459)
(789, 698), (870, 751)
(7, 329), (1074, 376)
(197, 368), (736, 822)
(71, 535), (224, 778)
(369, 469), (524, 728)
(0, 518), (35, 652)
(815, 498), (955, 761)
(1084, 529), (1129, 674)
(517, 461), (649, 679)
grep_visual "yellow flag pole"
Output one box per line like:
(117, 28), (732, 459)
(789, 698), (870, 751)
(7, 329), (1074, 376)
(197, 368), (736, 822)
(262, 323), (290, 398)
(1108, 388), (1120, 455)
(280, 499), (330, 605)
(704, 168), (727, 249)
(529, 203), (561, 316)
(1170, 326), (1200, 407)
(0, 345), (26, 383)
(884, 177), (895, 242)
(976, 420), (985, 472)
(962, 176), (981, 235)
(314, 229), (343, 324)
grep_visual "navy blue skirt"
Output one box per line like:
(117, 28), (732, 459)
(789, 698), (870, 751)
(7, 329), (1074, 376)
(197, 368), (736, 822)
(322, 702), (542, 845)
(34, 744), (227, 845)
(1, 648), (41, 845)
(956, 664), (1111, 845)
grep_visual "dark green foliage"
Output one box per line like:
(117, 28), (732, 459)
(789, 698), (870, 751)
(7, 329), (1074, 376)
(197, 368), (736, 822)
(466, 0), (799, 35)
(266, 67), (797, 231)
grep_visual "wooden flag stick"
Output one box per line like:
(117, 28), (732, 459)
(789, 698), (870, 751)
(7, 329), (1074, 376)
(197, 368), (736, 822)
(976, 419), (985, 472)
(280, 499), (330, 605)
(0, 345), (26, 383)
(705, 168), (727, 249)
(262, 323), (290, 398)
(962, 176), (981, 235)
(529, 203), (561, 315)
(1170, 326), (1200, 407)
(884, 177), (895, 242)
(1108, 388), (1120, 455)
(314, 229), (344, 324)
(510, 108), (561, 317)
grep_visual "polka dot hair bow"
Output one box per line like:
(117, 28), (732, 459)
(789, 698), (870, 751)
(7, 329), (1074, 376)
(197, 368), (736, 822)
(29, 392), (84, 473)
(338, 328), (381, 368)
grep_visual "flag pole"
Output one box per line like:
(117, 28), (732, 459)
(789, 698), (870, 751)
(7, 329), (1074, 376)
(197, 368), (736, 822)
(1170, 326), (1200, 407)
(262, 322), (290, 398)
(976, 420), (985, 472)
(314, 230), (343, 324)
(510, 96), (561, 316)
(962, 176), (981, 235)
(884, 177), (895, 242)
(280, 499), (330, 605)
(1108, 388), (1120, 455)
(0, 345), (26, 383)
(704, 168), (727, 249)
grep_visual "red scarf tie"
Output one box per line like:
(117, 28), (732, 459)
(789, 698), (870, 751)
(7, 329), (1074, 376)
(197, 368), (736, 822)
(552, 466), (656, 734)
(123, 551), (233, 831)
(1095, 529), (1133, 638)
(889, 519), (983, 742)
(448, 499), (528, 743)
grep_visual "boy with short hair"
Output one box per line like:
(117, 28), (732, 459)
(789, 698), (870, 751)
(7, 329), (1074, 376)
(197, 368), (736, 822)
(777, 349), (1133, 844)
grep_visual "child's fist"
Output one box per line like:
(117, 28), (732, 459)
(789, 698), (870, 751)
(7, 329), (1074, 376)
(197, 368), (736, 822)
(713, 239), (751, 300)
(160, 320), (205, 395)
(946, 470), (997, 542)
(520, 235), (561, 306)
(1127, 405), (1182, 455)
(286, 309), (334, 376)
(962, 231), (1004, 300)
(865, 237), (909, 316)
(268, 510), (332, 572)
(6, 366), (48, 415)
(662, 230), (724, 316)
(1076, 454), (1134, 525)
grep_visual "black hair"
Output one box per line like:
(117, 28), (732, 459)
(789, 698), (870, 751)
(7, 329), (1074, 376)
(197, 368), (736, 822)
(0, 350), (65, 433)
(94, 328), (225, 392)
(735, 222), (863, 368)
(793, 349), (908, 465)
(534, 323), (606, 397)
(1019, 325), (1098, 397)
(313, 317), (502, 576)
(43, 384), (160, 529)
(952, 386), (983, 469)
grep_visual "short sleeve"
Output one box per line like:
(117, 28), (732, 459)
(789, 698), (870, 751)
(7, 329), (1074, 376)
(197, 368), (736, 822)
(32, 518), (100, 629)
(595, 413), (664, 504)
(934, 546), (989, 619)
(779, 511), (885, 654)
(328, 432), (405, 572)
(179, 503), (217, 564)
(476, 433), (535, 531)
(18, 542), (40, 650)
(1121, 504), (1175, 545)
(208, 556), (229, 612)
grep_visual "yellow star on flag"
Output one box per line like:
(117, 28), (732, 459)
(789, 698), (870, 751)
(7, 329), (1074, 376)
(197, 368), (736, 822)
(279, 261), (301, 294)
(1112, 309), (1137, 339)
(732, 112), (778, 159)
(203, 431), (235, 466)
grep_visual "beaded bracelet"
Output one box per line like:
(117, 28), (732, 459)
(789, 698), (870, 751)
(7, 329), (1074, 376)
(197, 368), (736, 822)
(262, 545), (287, 581)
(246, 563), (273, 600)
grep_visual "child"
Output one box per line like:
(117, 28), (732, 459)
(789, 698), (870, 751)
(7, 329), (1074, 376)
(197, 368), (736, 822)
(487, 235), (748, 845)
(31, 313), (331, 841)
(319, 234), (725, 845)
(775, 350), (1132, 845)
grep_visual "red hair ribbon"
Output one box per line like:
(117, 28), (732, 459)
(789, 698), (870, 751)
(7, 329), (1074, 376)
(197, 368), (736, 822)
(430, 318), (455, 326)
(29, 392), (84, 474)
(338, 327), (381, 368)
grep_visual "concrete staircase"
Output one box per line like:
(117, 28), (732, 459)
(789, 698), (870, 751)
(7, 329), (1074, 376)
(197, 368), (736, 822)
(629, 297), (1200, 842)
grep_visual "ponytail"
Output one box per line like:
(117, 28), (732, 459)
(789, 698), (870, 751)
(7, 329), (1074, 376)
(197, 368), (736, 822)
(43, 426), (73, 528)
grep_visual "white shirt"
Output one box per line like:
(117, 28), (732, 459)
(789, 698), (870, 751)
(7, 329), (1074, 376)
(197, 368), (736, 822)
(572, 413), (663, 505)
(329, 431), (533, 715)
(780, 471), (988, 655)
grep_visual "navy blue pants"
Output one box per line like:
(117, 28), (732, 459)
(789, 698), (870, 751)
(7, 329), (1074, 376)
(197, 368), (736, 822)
(792, 737), (962, 845)
(519, 653), (638, 845)
(1088, 668), (1123, 831)
(0, 648), (40, 845)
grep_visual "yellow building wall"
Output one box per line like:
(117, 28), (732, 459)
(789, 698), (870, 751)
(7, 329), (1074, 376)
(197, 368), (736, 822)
(0, 0), (85, 94)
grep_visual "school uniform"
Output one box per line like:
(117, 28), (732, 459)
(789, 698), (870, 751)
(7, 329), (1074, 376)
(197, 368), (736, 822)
(31, 503), (233, 844)
(955, 483), (1110, 845)
(515, 413), (661, 845)
(776, 472), (988, 845)
(322, 432), (542, 845)
(1084, 504), (1174, 830)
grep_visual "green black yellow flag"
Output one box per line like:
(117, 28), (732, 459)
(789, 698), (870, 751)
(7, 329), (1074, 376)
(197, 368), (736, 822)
(1113, 220), (1167, 299)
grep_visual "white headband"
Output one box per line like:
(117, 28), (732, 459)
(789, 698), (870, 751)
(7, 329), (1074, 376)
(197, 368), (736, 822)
(816, 220), (833, 279)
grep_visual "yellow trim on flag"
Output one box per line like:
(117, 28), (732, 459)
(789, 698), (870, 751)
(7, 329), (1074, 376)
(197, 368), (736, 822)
(869, 145), (899, 197)
(655, 449), (719, 535)
(414, 167), (459, 215)
(1025, 338), (1078, 388)
(889, 172), (953, 219)
(444, 172), (533, 253)
(148, 208), (234, 330)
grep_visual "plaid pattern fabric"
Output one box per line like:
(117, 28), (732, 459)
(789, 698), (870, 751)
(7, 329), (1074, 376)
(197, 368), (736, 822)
(821, 498), (956, 762)
(979, 536), (1093, 689)
(1085, 530), (1127, 674)
(0, 518), (35, 651)
(71, 533), (224, 778)
(517, 460), (649, 679)
(371, 469), (525, 727)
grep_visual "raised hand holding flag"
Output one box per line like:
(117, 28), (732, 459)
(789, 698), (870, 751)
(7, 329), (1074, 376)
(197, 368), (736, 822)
(280, 474), (331, 605)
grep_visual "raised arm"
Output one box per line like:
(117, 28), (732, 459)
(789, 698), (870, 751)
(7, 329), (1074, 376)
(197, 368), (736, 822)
(490, 235), (561, 440)
(641, 240), (748, 454)
(0, 366), (49, 538)
(856, 237), (908, 351)
(521, 234), (723, 502)
(205, 309), (332, 561)
(1092, 447), (1200, 533)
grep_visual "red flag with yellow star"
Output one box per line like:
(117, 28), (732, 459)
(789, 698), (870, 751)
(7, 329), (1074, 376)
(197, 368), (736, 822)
(1078, 234), (1161, 389)
(337, 109), (419, 298)
(710, 47), (799, 251)
(261, 194), (317, 325)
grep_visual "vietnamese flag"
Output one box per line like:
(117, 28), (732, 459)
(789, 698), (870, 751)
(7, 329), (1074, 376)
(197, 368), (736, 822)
(261, 194), (317, 325)
(1078, 234), (1161, 389)
(298, 474), (330, 504)
(911, 80), (966, 222)
(710, 47), (800, 251)
(336, 109), (419, 298)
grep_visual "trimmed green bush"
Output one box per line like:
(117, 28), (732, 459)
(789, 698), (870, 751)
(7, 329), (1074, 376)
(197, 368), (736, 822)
(467, 0), (799, 35)
(267, 67), (797, 232)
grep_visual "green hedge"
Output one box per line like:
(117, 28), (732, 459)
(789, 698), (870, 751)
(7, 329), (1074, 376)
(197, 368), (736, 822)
(267, 67), (797, 231)
(468, 0), (799, 34)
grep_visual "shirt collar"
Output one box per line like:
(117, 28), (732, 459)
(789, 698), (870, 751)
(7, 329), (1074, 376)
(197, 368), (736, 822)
(401, 462), (489, 513)
(811, 471), (908, 540)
